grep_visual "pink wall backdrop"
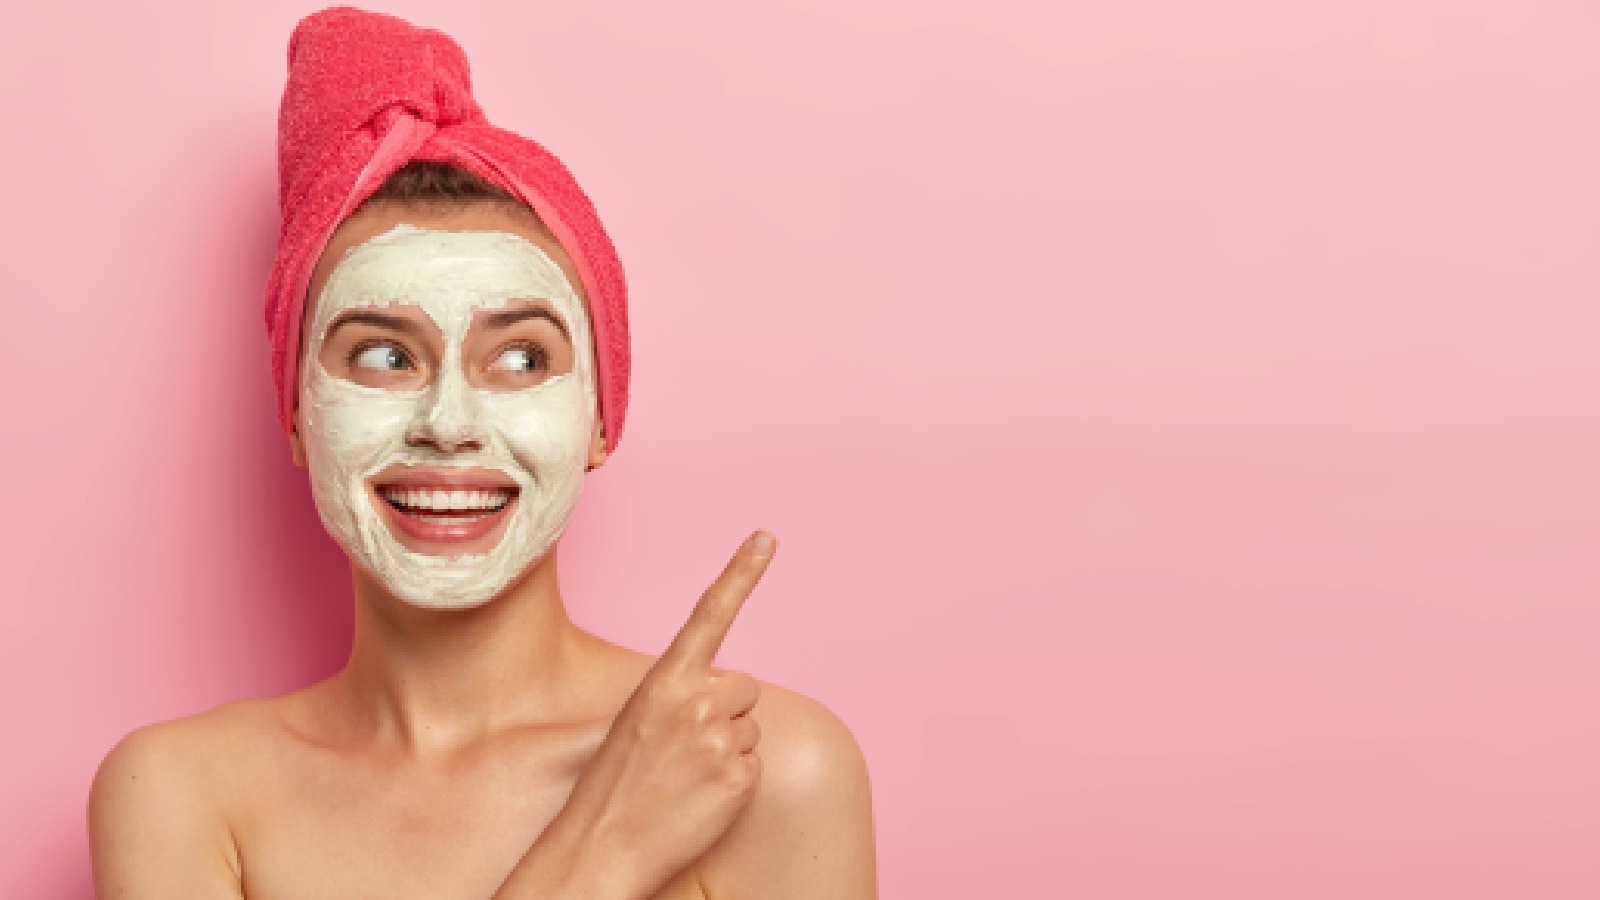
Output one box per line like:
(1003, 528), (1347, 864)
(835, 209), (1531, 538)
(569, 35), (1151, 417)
(2, 1), (1597, 896)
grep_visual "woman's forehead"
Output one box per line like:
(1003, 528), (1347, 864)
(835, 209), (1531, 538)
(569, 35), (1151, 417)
(307, 202), (585, 319)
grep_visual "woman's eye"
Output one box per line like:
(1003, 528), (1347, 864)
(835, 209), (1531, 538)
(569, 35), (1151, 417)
(351, 344), (411, 371)
(490, 345), (546, 374)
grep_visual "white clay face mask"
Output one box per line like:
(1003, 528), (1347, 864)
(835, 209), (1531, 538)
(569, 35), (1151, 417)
(298, 223), (596, 609)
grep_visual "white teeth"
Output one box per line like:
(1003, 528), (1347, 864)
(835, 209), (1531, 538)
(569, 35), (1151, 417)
(380, 486), (513, 513)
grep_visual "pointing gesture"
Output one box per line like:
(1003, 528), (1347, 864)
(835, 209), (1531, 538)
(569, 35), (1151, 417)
(659, 530), (774, 673)
(501, 532), (777, 899)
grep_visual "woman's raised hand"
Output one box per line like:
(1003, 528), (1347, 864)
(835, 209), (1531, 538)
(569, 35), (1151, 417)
(500, 531), (776, 900)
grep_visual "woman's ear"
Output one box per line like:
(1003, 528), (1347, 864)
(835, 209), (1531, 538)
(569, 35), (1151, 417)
(585, 414), (608, 471)
(289, 426), (307, 468)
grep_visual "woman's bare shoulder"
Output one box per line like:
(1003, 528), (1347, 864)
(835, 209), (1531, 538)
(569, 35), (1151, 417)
(88, 694), (308, 895)
(746, 681), (867, 787)
(95, 691), (311, 778)
(703, 680), (878, 898)
(90, 685), (328, 826)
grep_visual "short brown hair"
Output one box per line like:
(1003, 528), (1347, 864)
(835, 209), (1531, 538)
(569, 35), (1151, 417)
(366, 159), (513, 202)
(357, 160), (541, 224)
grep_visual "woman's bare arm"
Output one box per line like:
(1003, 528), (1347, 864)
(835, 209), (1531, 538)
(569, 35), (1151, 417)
(89, 723), (245, 899)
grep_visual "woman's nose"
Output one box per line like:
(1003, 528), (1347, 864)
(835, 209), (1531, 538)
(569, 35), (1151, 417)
(405, 363), (485, 452)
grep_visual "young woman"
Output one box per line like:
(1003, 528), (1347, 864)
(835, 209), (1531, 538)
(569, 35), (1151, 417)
(87, 9), (875, 899)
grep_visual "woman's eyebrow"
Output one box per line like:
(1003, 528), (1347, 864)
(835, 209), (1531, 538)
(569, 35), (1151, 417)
(481, 306), (571, 342)
(326, 310), (421, 338)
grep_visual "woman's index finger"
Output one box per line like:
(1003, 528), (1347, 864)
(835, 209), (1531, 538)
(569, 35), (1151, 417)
(659, 532), (776, 670)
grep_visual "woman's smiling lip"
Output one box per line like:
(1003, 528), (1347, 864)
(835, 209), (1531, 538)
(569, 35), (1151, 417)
(371, 464), (519, 491)
(368, 465), (520, 551)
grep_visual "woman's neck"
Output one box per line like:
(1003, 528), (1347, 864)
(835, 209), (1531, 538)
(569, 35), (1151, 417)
(328, 547), (599, 753)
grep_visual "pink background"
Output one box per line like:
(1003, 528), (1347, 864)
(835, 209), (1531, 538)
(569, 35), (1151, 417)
(2, 1), (1598, 896)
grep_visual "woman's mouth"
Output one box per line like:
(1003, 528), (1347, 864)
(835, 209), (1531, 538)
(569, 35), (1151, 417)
(371, 477), (520, 550)
(382, 486), (514, 519)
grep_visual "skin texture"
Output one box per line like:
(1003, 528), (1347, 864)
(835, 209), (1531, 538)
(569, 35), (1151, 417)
(87, 203), (877, 900)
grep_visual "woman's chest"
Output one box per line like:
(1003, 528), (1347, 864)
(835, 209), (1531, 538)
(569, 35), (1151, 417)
(230, 740), (704, 900)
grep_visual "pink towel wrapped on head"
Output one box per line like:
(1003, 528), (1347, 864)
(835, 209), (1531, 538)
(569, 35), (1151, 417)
(264, 6), (631, 452)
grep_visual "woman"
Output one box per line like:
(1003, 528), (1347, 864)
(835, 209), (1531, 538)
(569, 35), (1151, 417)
(87, 8), (875, 899)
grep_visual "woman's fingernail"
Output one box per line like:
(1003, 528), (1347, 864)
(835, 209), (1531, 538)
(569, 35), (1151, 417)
(750, 532), (775, 556)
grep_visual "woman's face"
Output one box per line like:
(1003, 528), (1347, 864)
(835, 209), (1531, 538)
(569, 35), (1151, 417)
(294, 202), (604, 609)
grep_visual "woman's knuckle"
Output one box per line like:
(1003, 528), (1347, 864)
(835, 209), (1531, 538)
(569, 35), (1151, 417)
(728, 757), (759, 795)
(643, 678), (674, 706)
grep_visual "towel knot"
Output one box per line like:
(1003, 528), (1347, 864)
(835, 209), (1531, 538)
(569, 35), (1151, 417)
(284, 6), (485, 143)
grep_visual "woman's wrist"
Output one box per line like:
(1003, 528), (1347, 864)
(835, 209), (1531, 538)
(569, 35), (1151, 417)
(495, 813), (637, 900)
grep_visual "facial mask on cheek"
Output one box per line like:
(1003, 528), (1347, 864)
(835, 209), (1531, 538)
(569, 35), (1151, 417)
(298, 224), (597, 609)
